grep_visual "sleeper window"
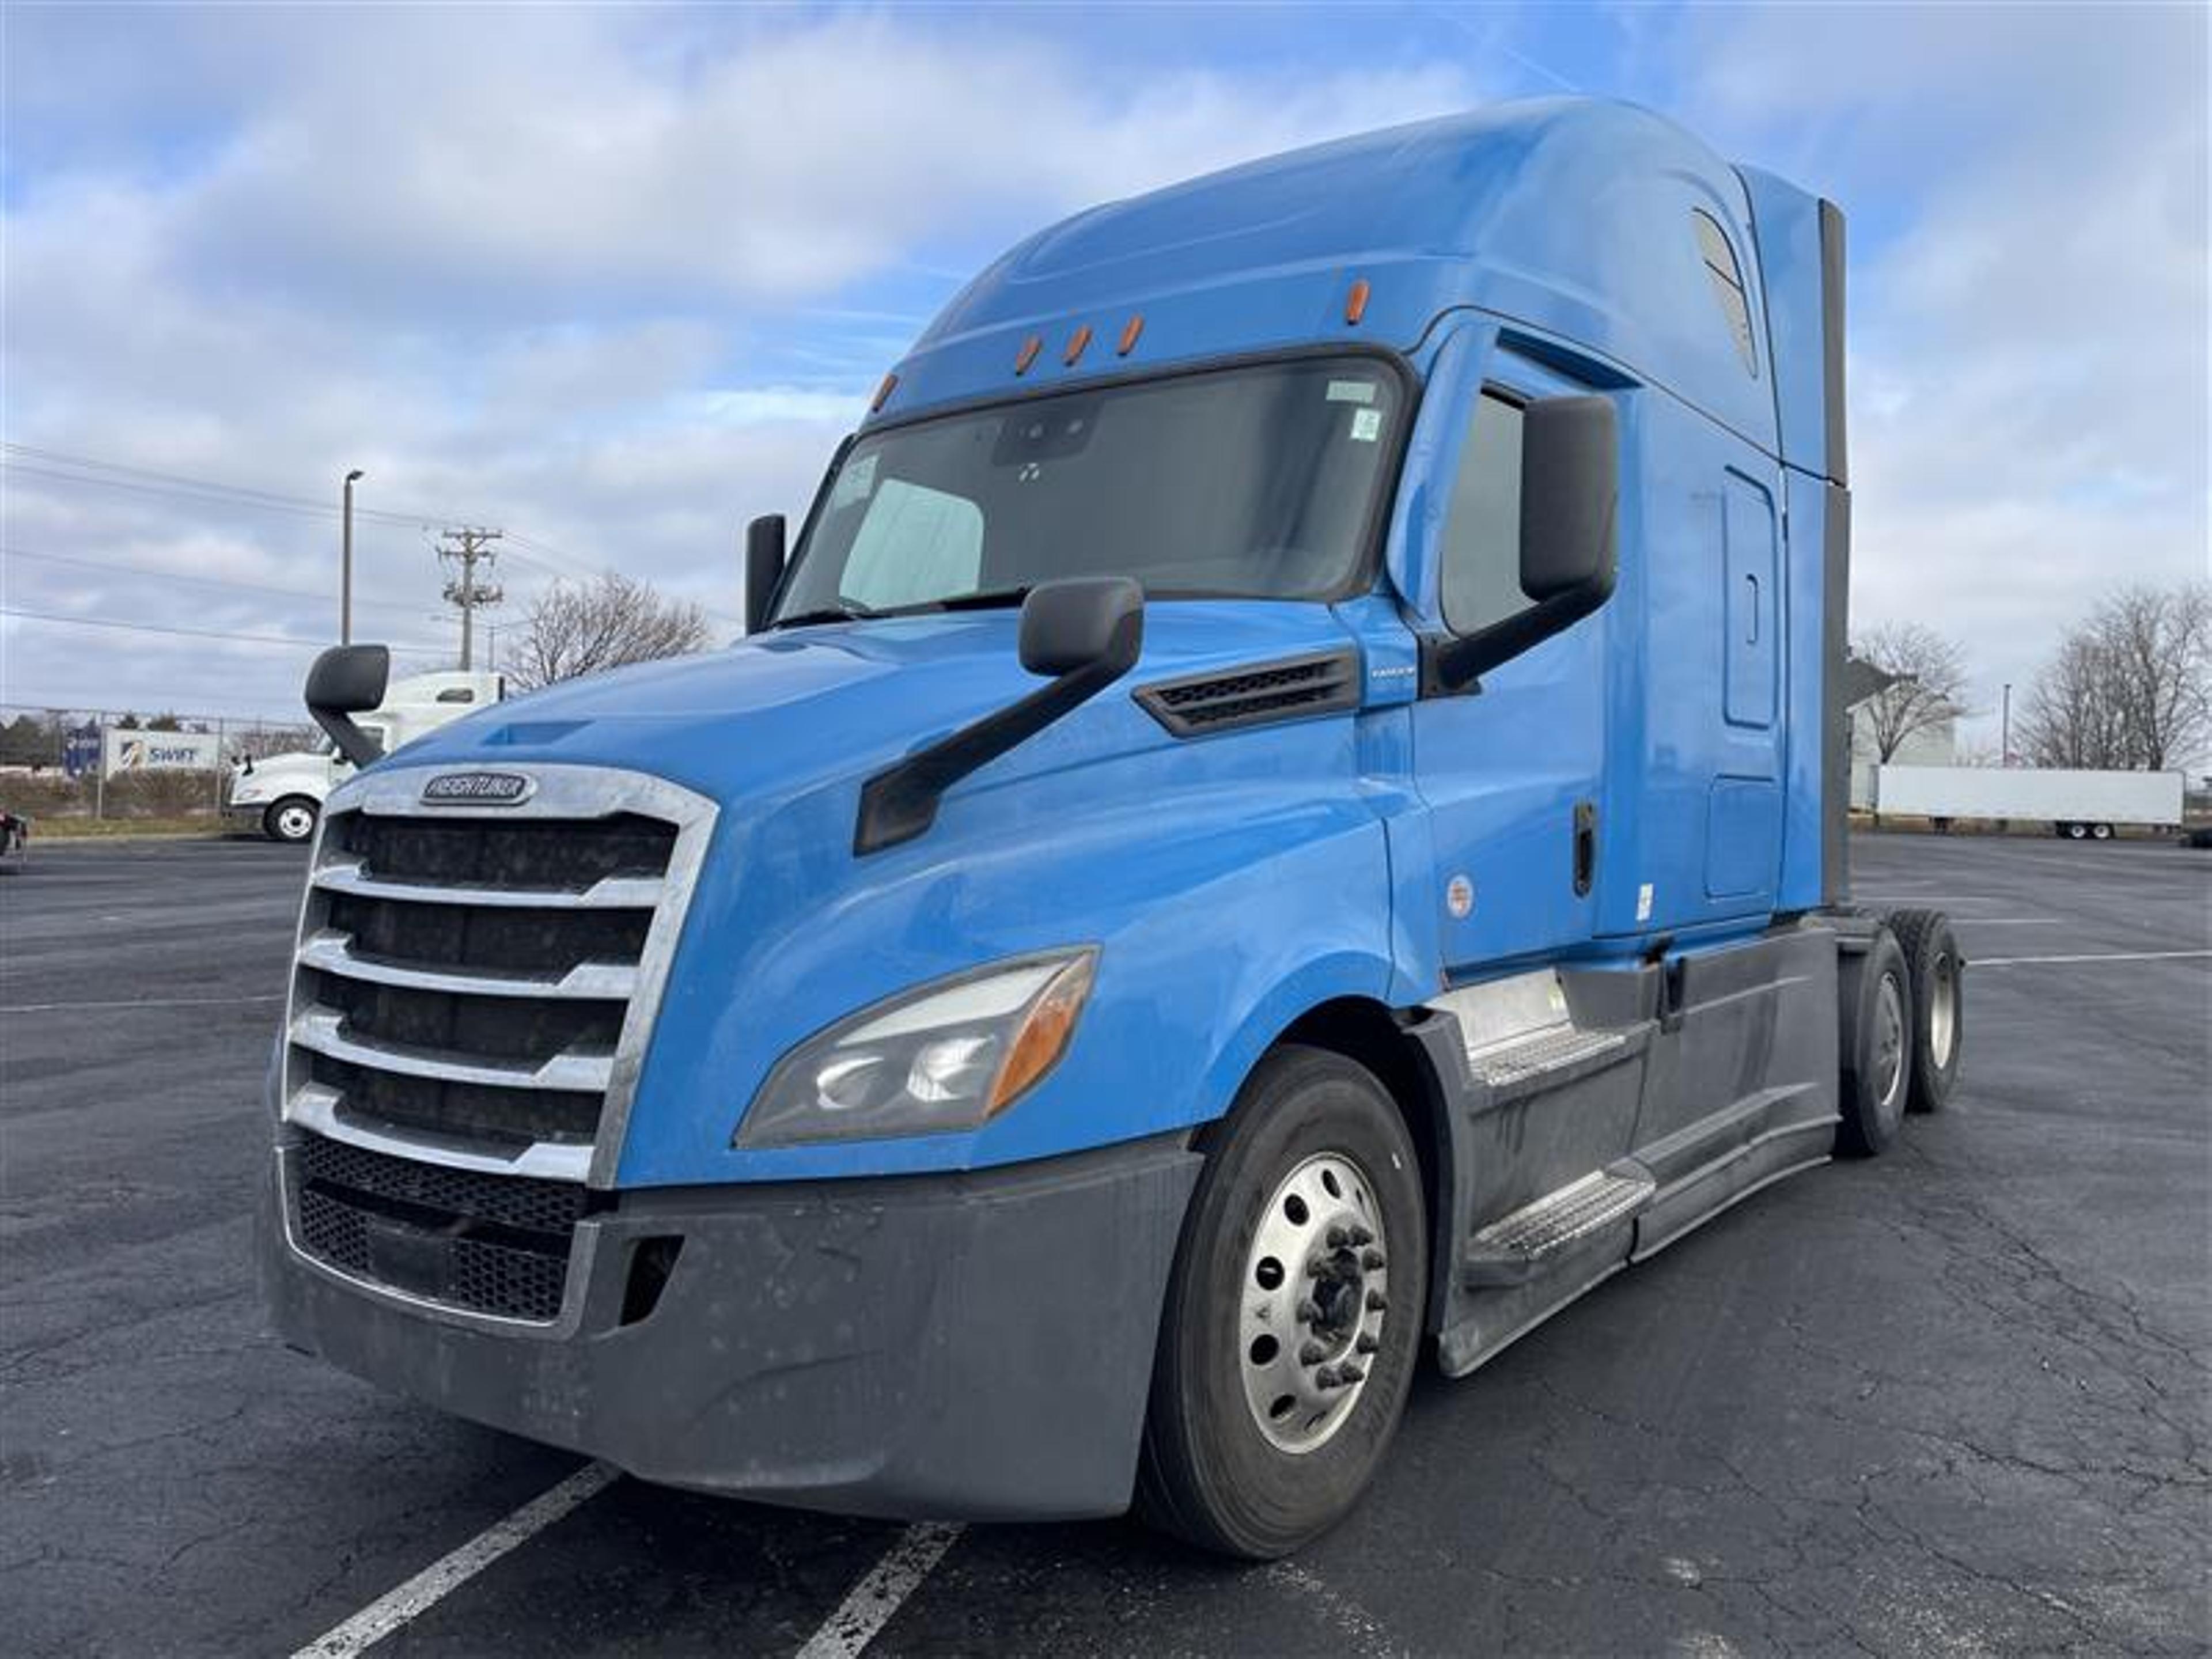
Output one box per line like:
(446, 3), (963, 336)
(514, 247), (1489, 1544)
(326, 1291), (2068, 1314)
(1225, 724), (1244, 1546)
(1438, 392), (1527, 637)
(1693, 210), (1759, 377)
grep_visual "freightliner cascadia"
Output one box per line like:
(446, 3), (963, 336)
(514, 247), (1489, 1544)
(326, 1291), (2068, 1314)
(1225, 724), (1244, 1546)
(262, 99), (1965, 1558)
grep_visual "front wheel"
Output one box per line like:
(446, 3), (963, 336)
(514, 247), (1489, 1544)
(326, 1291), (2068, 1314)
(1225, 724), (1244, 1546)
(1137, 1046), (1426, 1559)
(263, 797), (319, 844)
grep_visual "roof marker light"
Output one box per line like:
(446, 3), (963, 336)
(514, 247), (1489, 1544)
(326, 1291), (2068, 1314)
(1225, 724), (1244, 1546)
(1118, 315), (1145, 356)
(1345, 278), (1371, 326)
(1014, 335), (1042, 375)
(1063, 324), (1093, 367)
(871, 372), (898, 412)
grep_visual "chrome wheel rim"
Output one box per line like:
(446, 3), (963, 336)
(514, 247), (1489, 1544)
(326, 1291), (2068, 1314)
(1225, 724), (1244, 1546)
(275, 804), (315, 842)
(1238, 1150), (1389, 1454)
(1927, 950), (1957, 1070)
(1874, 971), (1907, 1119)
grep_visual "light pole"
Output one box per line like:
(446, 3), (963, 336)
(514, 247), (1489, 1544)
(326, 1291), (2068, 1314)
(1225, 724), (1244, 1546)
(2001, 682), (2012, 767)
(341, 468), (365, 643)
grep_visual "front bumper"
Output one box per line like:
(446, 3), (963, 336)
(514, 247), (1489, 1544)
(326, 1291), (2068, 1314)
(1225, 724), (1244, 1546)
(261, 1131), (1201, 1521)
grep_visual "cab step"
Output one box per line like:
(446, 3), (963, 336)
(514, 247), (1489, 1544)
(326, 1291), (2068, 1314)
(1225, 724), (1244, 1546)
(1461, 1161), (1656, 1287)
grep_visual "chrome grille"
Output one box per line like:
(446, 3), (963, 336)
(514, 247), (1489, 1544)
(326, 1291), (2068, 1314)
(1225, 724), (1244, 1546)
(281, 764), (717, 1200)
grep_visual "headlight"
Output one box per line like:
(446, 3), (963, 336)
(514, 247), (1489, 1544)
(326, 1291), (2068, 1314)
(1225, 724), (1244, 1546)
(736, 948), (1097, 1147)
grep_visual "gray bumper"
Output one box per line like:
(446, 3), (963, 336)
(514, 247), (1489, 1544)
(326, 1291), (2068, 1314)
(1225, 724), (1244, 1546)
(261, 1134), (1200, 1521)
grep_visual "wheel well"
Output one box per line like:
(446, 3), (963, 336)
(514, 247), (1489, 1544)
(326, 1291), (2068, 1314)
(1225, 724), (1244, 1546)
(1274, 998), (1449, 1327)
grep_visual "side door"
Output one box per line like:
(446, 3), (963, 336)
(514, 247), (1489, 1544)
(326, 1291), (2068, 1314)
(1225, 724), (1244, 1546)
(1407, 331), (1616, 982)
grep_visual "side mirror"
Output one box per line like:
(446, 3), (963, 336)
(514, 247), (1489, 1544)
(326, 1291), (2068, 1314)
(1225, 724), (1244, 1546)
(1018, 577), (1146, 678)
(305, 643), (390, 768)
(1425, 394), (1618, 694)
(855, 578), (1145, 855)
(1518, 394), (1618, 602)
(745, 514), (787, 634)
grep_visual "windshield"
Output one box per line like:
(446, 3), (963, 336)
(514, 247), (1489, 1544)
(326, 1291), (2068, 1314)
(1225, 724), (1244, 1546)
(774, 355), (1404, 620)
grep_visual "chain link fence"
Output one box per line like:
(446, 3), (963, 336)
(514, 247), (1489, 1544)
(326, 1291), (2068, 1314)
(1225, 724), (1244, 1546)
(0, 705), (319, 824)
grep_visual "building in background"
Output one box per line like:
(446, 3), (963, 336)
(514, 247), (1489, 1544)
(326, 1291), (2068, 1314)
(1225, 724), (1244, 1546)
(1846, 658), (1957, 808)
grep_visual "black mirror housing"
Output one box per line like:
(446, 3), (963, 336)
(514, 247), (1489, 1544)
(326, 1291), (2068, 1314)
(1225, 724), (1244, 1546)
(1018, 577), (1145, 678)
(1518, 394), (1619, 602)
(1425, 394), (1619, 695)
(745, 515), (787, 634)
(305, 643), (391, 768)
(855, 579), (1145, 855)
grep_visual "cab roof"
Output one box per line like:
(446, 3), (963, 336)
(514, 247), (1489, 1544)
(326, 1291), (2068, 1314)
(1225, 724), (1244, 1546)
(878, 97), (1800, 455)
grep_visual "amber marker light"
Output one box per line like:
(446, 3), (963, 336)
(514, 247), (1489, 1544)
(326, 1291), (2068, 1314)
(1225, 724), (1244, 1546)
(1063, 324), (1093, 366)
(1014, 335), (1042, 374)
(1118, 315), (1145, 356)
(1345, 277), (1371, 326)
(985, 952), (1097, 1115)
(871, 372), (898, 412)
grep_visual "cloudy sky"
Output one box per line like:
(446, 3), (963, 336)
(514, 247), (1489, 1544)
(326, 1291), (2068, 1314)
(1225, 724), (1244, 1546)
(4, 2), (2205, 749)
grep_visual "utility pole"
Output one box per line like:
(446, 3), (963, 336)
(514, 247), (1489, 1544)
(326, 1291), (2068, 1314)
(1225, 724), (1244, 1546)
(341, 469), (365, 643)
(437, 527), (505, 671)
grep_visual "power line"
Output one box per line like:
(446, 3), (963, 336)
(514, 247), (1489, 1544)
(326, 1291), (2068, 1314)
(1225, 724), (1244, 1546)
(0, 443), (469, 528)
(437, 528), (504, 671)
(0, 604), (446, 653)
(0, 544), (453, 620)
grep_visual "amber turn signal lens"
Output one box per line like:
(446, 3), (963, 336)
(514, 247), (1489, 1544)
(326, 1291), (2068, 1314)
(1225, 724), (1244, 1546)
(1014, 335), (1042, 374)
(986, 953), (1096, 1115)
(871, 372), (898, 412)
(1344, 278), (1370, 325)
(1118, 315), (1145, 355)
(1063, 324), (1093, 366)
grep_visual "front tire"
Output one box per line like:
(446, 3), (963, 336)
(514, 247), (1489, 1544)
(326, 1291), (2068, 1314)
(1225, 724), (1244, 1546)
(263, 797), (319, 844)
(1137, 1046), (1426, 1559)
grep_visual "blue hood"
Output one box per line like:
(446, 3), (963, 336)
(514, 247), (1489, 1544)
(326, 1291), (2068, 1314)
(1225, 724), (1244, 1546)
(392, 600), (1364, 813)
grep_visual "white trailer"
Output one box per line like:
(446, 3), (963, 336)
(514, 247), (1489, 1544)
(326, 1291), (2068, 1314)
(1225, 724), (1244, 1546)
(1874, 764), (2185, 840)
(226, 671), (504, 842)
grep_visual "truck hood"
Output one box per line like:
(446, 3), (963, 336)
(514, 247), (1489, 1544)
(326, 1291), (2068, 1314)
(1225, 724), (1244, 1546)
(389, 601), (1365, 812)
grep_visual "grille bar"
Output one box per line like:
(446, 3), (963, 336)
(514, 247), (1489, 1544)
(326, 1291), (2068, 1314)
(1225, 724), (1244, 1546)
(291, 1004), (617, 1092)
(312, 857), (665, 910)
(300, 930), (641, 1001)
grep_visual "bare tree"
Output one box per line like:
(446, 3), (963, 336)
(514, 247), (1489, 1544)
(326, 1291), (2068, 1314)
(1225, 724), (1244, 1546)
(509, 574), (713, 691)
(2020, 583), (2211, 770)
(1851, 622), (1973, 763)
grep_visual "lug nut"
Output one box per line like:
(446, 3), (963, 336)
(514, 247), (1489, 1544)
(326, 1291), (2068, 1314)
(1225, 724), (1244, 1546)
(1361, 1247), (1386, 1270)
(1299, 1339), (1329, 1366)
(1366, 1289), (1387, 1312)
(1347, 1224), (1374, 1247)
(1339, 1362), (1366, 1384)
(1314, 1364), (1340, 1388)
(1297, 1298), (1323, 1323)
(1355, 1332), (1380, 1354)
(1326, 1224), (1350, 1248)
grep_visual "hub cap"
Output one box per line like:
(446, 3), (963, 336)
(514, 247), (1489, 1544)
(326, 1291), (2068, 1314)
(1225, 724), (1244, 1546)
(1238, 1151), (1389, 1454)
(275, 803), (316, 842)
(1874, 971), (1907, 1118)
(1927, 950), (1957, 1070)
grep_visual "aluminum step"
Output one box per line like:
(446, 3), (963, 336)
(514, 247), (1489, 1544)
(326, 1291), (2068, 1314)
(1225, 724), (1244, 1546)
(1462, 1162), (1655, 1286)
(1465, 1024), (1630, 1088)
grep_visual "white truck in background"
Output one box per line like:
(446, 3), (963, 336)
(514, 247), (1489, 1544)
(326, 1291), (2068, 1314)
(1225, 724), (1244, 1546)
(1874, 764), (2186, 841)
(226, 671), (505, 842)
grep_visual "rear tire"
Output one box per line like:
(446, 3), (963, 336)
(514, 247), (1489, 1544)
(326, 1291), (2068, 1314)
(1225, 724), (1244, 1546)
(1836, 929), (1912, 1158)
(1137, 1046), (1426, 1560)
(1885, 908), (1963, 1112)
(2061, 821), (2089, 840)
(264, 797), (319, 844)
(2091, 821), (2114, 840)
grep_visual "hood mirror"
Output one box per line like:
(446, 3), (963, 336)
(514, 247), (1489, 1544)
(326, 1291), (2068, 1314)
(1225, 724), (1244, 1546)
(305, 643), (391, 768)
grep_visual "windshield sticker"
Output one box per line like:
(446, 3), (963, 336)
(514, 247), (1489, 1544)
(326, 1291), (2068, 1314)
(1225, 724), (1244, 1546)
(1349, 407), (1382, 443)
(1325, 380), (1378, 404)
(828, 452), (878, 511)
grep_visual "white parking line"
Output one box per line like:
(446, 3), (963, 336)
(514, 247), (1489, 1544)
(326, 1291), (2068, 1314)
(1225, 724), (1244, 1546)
(795, 1522), (965, 1659)
(0, 993), (285, 1013)
(1971, 949), (2211, 968)
(290, 1463), (618, 1658)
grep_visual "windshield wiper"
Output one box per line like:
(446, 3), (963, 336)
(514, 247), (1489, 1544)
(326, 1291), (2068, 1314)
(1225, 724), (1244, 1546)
(767, 603), (877, 632)
(925, 586), (1032, 613)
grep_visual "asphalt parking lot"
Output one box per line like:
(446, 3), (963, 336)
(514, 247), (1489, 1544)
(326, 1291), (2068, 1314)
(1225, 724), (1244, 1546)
(3, 831), (2207, 1657)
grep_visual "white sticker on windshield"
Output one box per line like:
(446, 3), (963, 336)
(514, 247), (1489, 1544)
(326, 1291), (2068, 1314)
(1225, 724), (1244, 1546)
(1349, 408), (1382, 443)
(1326, 380), (1378, 405)
(829, 452), (878, 510)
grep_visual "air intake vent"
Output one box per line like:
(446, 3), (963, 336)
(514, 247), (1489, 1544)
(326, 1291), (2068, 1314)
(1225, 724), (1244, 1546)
(1135, 649), (1360, 738)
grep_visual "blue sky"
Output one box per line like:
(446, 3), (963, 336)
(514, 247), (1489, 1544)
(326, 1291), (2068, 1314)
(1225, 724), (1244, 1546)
(3, 2), (2205, 751)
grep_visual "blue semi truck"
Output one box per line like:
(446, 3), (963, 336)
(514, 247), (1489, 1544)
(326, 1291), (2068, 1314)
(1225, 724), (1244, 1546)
(262, 99), (1965, 1558)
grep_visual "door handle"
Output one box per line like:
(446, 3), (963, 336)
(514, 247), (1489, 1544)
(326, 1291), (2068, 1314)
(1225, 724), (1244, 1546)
(1573, 800), (1597, 897)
